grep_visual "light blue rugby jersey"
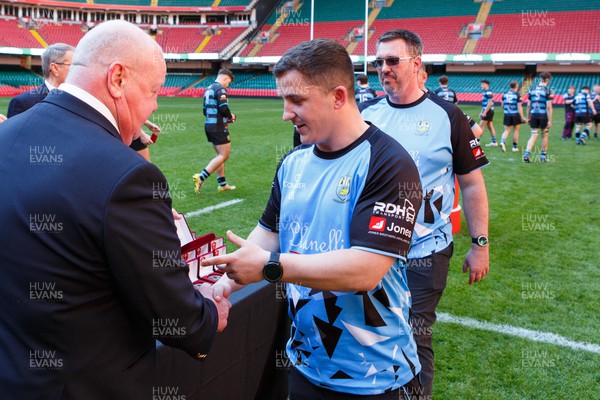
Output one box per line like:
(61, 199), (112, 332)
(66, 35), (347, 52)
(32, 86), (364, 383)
(259, 124), (423, 394)
(360, 93), (489, 259)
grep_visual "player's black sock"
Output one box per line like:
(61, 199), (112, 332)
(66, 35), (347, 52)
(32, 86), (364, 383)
(217, 177), (227, 187)
(200, 169), (210, 181)
(512, 142), (518, 149)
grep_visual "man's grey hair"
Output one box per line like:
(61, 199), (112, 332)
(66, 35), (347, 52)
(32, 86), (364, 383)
(41, 43), (75, 79)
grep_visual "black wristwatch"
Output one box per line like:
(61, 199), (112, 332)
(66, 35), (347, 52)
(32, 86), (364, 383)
(472, 235), (489, 247)
(262, 252), (283, 283)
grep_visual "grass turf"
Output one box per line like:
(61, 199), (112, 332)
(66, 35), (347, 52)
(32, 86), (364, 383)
(1, 96), (598, 399)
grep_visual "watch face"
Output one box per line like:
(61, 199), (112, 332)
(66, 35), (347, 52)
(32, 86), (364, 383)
(263, 263), (283, 282)
(477, 236), (489, 246)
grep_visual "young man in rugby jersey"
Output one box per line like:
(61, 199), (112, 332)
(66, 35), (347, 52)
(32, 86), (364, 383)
(433, 75), (458, 104)
(480, 79), (497, 146)
(573, 86), (597, 145)
(193, 69), (237, 193)
(355, 73), (377, 103)
(204, 39), (424, 400)
(499, 81), (526, 152)
(523, 72), (553, 163)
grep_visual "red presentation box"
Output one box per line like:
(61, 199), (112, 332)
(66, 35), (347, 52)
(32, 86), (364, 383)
(174, 213), (225, 285)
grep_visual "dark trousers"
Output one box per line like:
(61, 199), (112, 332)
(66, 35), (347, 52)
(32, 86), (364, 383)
(563, 112), (575, 138)
(289, 367), (422, 400)
(406, 243), (454, 399)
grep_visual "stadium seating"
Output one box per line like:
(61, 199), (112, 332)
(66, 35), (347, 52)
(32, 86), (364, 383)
(0, 67), (43, 88)
(475, 11), (600, 54)
(37, 22), (85, 47)
(377, 0), (480, 19)
(358, 16), (472, 55)
(489, 0), (599, 14)
(155, 27), (206, 53)
(546, 74), (600, 96)
(200, 27), (246, 53)
(0, 19), (43, 49)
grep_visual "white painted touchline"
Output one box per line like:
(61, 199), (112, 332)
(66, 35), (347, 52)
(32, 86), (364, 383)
(437, 313), (600, 355)
(185, 199), (245, 218)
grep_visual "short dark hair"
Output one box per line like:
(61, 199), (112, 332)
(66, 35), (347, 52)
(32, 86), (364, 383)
(539, 71), (551, 82)
(438, 75), (449, 85)
(42, 43), (75, 79)
(218, 68), (235, 82)
(273, 38), (355, 99)
(376, 29), (423, 57)
(582, 86), (590, 91)
(509, 80), (519, 89)
(356, 74), (368, 85)
(481, 79), (490, 85)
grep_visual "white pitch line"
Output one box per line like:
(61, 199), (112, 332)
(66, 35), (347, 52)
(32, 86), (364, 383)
(185, 199), (244, 218)
(437, 313), (600, 355)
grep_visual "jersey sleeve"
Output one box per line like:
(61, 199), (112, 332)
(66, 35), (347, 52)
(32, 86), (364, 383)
(449, 106), (489, 175)
(216, 88), (232, 118)
(349, 132), (422, 260)
(258, 166), (282, 233)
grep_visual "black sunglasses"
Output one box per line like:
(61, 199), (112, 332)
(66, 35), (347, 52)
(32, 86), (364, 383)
(371, 56), (414, 68)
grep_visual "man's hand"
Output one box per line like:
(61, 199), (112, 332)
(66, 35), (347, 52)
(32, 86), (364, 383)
(201, 230), (269, 285)
(139, 131), (154, 145)
(462, 246), (489, 285)
(195, 284), (231, 332)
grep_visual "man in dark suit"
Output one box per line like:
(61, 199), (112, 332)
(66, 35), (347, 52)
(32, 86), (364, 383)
(0, 20), (230, 399)
(6, 43), (74, 118)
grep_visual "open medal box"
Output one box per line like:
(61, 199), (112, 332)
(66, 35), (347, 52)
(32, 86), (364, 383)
(175, 214), (225, 286)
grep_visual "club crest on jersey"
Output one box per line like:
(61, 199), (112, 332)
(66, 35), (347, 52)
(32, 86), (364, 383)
(333, 175), (351, 204)
(416, 120), (431, 135)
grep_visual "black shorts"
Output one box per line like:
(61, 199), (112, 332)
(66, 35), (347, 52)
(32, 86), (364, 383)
(503, 114), (523, 126)
(593, 113), (600, 124)
(288, 367), (422, 400)
(529, 116), (549, 130)
(574, 115), (591, 125)
(481, 110), (494, 122)
(205, 130), (230, 145)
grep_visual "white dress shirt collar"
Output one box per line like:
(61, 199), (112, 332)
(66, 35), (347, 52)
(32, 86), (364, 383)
(57, 83), (120, 134)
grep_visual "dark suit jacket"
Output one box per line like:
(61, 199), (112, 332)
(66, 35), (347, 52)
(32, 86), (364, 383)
(0, 92), (218, 399)
(6, 84), (49, 118)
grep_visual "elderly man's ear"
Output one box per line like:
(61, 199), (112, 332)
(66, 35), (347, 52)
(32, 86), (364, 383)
(107, 62), (127, 98)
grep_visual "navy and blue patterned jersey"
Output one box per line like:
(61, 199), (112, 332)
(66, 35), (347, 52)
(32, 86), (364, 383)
(355, 86), (377, 103)
(360, 93), (489, 259)
(563, 92), (575, 112)
(481, 89), (494, 111)
(502, 90), (522, 115)
(203, 82), (232, 133)
(528, 84), (553, 115)
(573, 91), (593, 116)
(433, 86), (458, 104)
(259, 124), (423, 394)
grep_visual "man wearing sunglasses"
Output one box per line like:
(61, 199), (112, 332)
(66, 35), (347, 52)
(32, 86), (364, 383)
(360, 29), (490, 398)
